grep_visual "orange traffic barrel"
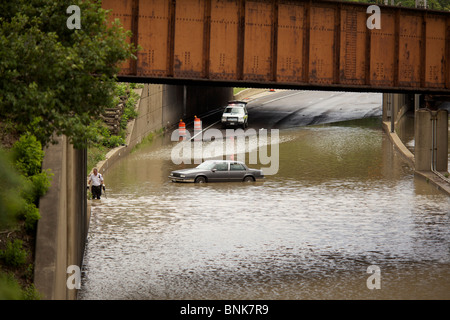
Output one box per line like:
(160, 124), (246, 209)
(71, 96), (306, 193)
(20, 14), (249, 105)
(193, 116), (202, 141)
(178, 119), (186, 141)
(194, 116), (202, 131)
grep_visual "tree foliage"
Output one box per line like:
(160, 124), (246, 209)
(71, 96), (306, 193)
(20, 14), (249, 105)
(344, 0), (450, 10)
(11, 135), (44, 177)
(0, 149), (27, 229)
(0, 0), (137, 148)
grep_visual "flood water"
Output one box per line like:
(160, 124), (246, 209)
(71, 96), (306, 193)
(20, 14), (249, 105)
(79, 117), (450, 300)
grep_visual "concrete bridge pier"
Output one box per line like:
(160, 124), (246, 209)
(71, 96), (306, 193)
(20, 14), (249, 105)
(415, 108), (448, 173)
(382, 93), (411, 133)
(382, 93), (449, 174)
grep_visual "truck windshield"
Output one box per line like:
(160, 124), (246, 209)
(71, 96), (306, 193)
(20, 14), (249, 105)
(224, 107), (244, 114)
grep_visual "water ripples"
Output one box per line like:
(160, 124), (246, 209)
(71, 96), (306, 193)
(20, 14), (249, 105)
(79, 122), (450, 300)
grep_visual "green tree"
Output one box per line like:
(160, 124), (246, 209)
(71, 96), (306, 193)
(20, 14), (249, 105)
(344, 0), (450, 9)
(0, 0), (137, 148)
(0, 149), (27, 229)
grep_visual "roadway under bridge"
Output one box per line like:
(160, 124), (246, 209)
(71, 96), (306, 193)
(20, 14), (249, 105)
(102, 0), (450, 94)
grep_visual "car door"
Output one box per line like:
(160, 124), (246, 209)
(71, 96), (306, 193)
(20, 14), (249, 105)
(229, 162), (247, 181)
(209, 162), (229, 182)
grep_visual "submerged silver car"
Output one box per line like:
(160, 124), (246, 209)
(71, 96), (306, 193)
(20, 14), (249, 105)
(169, 160), (264, 183)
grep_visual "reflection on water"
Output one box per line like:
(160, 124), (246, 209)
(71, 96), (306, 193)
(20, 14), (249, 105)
(79, 118), (450, 300)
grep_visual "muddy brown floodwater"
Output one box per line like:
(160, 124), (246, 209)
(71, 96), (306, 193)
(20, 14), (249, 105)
(79, 117), (450, 300)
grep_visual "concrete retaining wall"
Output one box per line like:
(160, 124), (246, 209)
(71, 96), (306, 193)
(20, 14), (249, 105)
(34, 136), (88, 300)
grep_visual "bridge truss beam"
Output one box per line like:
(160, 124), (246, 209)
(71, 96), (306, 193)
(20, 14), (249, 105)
(102, 0), (450, 94)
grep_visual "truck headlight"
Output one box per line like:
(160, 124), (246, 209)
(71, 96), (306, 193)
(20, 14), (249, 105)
(180, 174), (185, 178)
(221, 117), (226, 122)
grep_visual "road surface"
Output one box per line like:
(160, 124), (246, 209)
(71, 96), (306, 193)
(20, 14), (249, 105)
(200, 90), (382, 132)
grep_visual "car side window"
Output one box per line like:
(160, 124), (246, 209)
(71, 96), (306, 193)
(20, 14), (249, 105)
(213, 163), (228, 171)
(230, 163), (245, 171)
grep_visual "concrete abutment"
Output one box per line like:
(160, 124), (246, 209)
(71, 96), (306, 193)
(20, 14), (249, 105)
(415, 109), (448, 172)
(382, 93), (449, 194)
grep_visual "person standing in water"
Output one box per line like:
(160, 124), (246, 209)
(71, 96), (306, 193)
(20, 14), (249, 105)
(88, 167), (104, 199)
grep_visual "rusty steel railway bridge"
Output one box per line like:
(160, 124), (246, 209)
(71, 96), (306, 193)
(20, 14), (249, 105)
(102, 0), (450, 94)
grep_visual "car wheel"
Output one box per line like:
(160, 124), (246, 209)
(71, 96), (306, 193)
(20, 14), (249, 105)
(195, 176), (207, 183)
(243, 176), (255, 182)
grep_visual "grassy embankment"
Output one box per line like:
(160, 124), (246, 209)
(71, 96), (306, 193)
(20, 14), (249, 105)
(0, 82), (142, 299)
(87, 83), (142, 171)
(233, 88), (247, 96)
